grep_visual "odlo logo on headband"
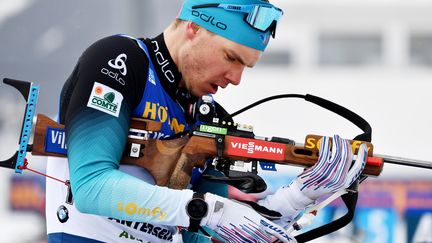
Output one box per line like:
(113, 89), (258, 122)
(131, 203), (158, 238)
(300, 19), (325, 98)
(192, 10), (227, 30)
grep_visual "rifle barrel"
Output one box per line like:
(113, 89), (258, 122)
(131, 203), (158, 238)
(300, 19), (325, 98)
(376, 154), (432, 170)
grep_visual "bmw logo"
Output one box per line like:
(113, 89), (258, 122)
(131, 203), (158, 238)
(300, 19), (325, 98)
(57, 205), (69, 223)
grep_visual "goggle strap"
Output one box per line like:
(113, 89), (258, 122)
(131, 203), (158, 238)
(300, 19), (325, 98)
(192, 3), (220, 9)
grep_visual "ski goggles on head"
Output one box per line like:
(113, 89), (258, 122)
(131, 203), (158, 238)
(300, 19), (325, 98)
(192, 3), (283, 38)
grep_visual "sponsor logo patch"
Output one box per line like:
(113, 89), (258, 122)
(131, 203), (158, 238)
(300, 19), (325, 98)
(259, 161), (277, 171)
(116, 202), (167, 221)
(101, 68), (125, 85)
(260, 219), (294, 241)
(108, 53), (127, 75)
(45, 127), (67, 155)
(142, 101), (186, 134)
(87, 82), (123, 117)
(191, 10), (227, 31)
(227, 137), (285, 161)
(151, 40), (175, 83)
(199, 125), (227, 135)
(109, 218), (174, 241)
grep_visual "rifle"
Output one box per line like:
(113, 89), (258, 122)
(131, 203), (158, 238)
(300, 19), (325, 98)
(31, 113), (384, 190)
(2, 78), (431, 242)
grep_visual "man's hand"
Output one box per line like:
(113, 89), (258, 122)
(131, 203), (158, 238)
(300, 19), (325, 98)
(294, 135), (367, 199)
(258, 135), (367, 221)
(201, 193), (296, 242)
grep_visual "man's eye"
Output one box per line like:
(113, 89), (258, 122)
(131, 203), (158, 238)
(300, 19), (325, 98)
(226, 55), (236, 62)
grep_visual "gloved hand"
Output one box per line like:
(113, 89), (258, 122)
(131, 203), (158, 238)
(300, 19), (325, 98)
(258, 135), (367, 222)
(201, 193), (296, 242)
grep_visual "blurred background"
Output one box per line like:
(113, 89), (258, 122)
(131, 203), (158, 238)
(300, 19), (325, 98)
(0, 0), (431, 242)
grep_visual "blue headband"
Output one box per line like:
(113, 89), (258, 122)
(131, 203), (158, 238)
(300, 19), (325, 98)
(178, 0), (283, 51)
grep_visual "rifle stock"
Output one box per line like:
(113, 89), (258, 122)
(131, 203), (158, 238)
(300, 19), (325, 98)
(122, 137), (189, 186)
(31, 114), (384, 189)
(33, 114), (191, 186)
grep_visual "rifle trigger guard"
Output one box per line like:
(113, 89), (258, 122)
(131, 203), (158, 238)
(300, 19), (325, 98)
(204, 158), (267, 193)
(202, 171), (267, 193)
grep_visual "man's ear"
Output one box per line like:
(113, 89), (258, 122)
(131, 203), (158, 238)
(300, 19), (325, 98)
(185, 21), (200, 39)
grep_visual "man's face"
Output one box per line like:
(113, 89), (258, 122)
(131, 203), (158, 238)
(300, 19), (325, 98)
(178, 28), (262, 97)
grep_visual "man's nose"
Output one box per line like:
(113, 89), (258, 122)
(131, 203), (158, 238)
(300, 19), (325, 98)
(225, 66), (245, 86)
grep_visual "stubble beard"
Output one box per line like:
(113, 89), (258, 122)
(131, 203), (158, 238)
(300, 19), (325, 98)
(181, 54), (207, 97)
